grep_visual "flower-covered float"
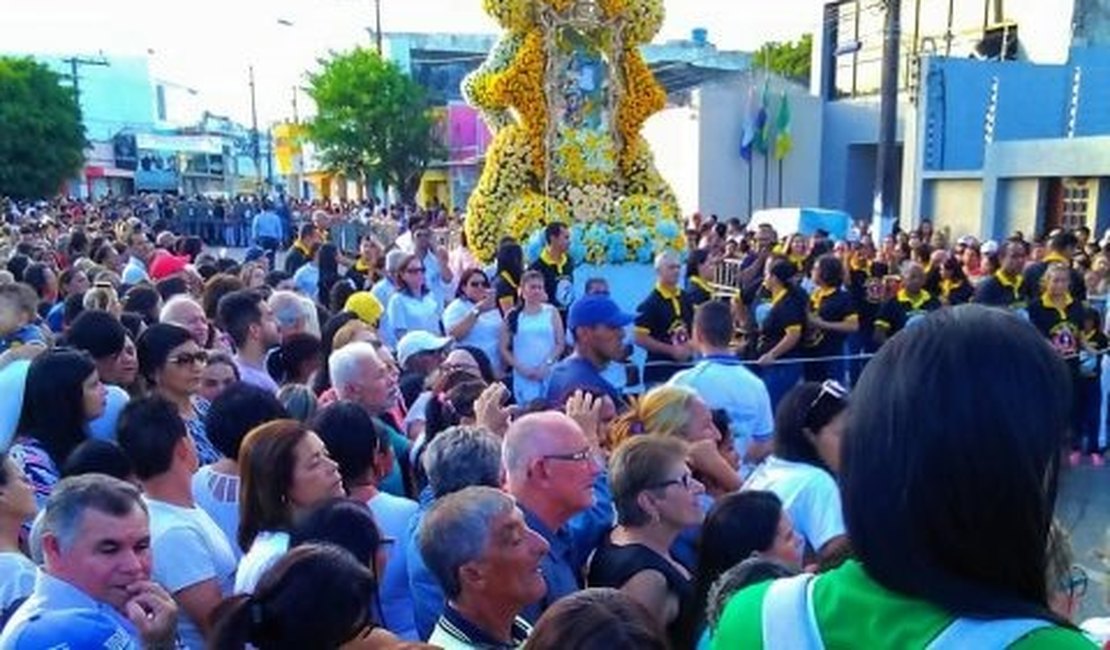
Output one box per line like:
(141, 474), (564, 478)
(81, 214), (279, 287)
(462, 0), (684, 273)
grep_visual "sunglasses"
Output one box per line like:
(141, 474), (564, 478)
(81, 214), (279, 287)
(404, 267), (425, 275)
(467, 280), (490, 288)
(169, 351), (209, 366)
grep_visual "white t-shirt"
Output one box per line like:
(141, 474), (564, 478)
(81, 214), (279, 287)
(668, 358), (775, 453)
(367, 491), (420, 640)
(386, 291), (442, 340)
(191, 466), (241, 560)
(442, 298), (504, 374)
(742, 455), (846, 553)
(0, 552), (36, 615)
(145, 498), (237, 650)
(371, 279), (399, 348)
(234, 531), (290, 595)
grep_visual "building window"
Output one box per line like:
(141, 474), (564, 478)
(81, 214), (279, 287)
(1061, 178), (1092, 230)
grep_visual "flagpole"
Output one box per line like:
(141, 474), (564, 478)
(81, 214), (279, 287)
(747, 161), (754, 220)
(762, 148), (770, 209)
(778, 157), (784, 207)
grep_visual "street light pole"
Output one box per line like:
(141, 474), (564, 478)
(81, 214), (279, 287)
(249, 65), (262, 190)
(374, 0), (383, 55)
(873, 0), (901, 238)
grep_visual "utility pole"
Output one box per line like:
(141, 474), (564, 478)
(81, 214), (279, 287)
(873, 0), (901, 238)
(249, 65), (262, 190)
(62, 55), (109, 113)
(374, 0), (383, 55)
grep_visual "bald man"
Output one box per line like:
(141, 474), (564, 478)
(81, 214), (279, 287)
(502, 411), (613, 622)
(160, 296), (210, 348)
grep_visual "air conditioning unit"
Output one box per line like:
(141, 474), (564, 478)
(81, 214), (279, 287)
(973, 22), (1019, 60)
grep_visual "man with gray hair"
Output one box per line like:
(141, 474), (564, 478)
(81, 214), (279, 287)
(420, 486), (547, 649)
(371, 249), (409, 348)
(267, 290), (320, 341)
(329, 340), (409, 498)
(503, 410), (612, 622)
(0, 474), (178, 649)
(634, 250), (695, 385)
(159, 295), (209, 348)
(407, 426), (503, 639)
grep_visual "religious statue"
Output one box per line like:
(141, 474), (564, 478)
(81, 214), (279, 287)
(462, 0), (683, 266)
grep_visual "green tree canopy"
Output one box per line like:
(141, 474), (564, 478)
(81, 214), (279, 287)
(306, 48), (442, 203)
(753, 34), (813, 85)
(0, 57), (86, 200)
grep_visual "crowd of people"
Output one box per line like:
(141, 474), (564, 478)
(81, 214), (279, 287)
(0, 194), (1105, 649)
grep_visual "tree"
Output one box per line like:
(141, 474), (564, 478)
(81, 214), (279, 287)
(0, 57), (86, 199)
(753, 34), (813, 85)
(306, 48), (443, 204)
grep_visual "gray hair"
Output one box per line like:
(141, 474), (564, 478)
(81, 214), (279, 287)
(502, 411), (577, 478)
(41, 474), (146, 553)
(328, 341), (379, 397)
(159, 294), (202, 324)
(269, 291), (320, 338)
(418, 486), (515, 599)
(424, 426), (502, 497)
(384, 250), (408, 275)
(654, 250), (680, 270)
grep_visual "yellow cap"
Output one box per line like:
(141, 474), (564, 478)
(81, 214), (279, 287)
(344, 291), (383, 326)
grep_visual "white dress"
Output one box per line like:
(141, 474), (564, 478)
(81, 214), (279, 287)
(511, 305), (558, 405)
(442, 298), (505, 375)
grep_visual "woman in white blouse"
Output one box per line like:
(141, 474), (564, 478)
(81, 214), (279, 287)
(386, 253), (443, 341)
(442, 268), (504, 378)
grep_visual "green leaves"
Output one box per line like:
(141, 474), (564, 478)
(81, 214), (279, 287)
(0, 57), (86, 199)
(753, 34), (813, 86)
(306, 48), (444, 202)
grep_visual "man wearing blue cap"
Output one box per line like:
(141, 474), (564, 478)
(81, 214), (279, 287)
(545, 294), (633, 409)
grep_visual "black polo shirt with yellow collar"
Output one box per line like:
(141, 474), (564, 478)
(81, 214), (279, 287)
(757, 287), (807, 358)
(494, 271), (520, 315)
(1023, 252), (1087, 302)
(973, 270), (1029, 312)
(635, 282), (694, 384)
(1027, 292), (1084, 362)
(804, 286), (858, 357)
(848, 259), (889, 334)
(875, 288), (941, 337)
(529, 248), (575, 313)
(939, 278), (974, 306)
(685, 275), (716, 308)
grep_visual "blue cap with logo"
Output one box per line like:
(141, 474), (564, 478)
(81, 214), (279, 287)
(568, 295), (635, 330)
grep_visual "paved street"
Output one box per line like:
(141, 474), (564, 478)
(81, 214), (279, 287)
(1057, 464), (1109, 621)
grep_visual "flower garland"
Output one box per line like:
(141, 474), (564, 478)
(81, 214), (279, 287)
(465, 0), (680, 266)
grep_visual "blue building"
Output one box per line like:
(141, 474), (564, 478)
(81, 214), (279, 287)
(813, 0), (1110, 239)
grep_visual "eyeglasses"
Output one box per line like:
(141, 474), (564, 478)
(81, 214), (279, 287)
(650, 472), (696, 491)
(542, 449), (593, 464)
(468, 280), (490, 288)
(1062, 565), (1089, 598)
(404, 267), (425, 275)
(169, 351), (209, 366)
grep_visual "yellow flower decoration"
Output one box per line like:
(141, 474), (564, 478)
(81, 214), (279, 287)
(492, 30), (547, 177)
(506, 192), (571, 243)
(483, 0), (536, 32)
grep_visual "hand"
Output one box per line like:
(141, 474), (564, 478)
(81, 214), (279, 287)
(686, 439), (727, 476)
(124, 581), (177, 647)
(474, 382), (512, 437)
(565, 390), (602, 448)
(757, 353), (775, 367)
(672, 344), (694, 362)
(478, 294), (497, 312)
(807, 312), (825, 329)
(434, 245), (449, 265)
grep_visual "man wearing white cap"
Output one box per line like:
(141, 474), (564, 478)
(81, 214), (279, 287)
(397, 331), (453, 409)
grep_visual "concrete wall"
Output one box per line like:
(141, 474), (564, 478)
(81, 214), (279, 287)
(924, 178), (983, 238)
(996, 178), (1042, 237)
(692, 80), (822, 219)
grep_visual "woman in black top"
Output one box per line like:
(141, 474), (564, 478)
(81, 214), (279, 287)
(937, 255), (974, 306)
(684, 248), (717, 307)
(587, 436), (702, 647)
(756, 257), (807, 408)
(804, 254), (858, 382)
(493, 238), (523, 317)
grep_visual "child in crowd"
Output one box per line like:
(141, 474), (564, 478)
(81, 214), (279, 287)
(0, 283), (47, 370)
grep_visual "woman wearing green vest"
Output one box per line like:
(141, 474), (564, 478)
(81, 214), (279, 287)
(712, 305), (1095, 649)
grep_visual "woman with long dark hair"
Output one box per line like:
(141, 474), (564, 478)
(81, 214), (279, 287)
(9, 350), (106, 508)
(714, 305), (1092, 648)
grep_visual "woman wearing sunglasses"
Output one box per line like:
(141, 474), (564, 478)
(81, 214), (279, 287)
(442, 268), (504, 378)
(136, 323), (220, 465)
(588, 435), (705, 649)
(385, 253), (443, 343)
(742, 380), (850, 570)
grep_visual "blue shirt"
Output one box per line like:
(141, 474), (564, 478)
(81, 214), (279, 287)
(0, 325), (45, 354)
(0, 571), (141, 649)
(121, 257), (149, 286)
(545, 354), (625, 409)
(407, 489), (444, 640)
(519, 468), (614, 623)
(252, 210), (284, 243)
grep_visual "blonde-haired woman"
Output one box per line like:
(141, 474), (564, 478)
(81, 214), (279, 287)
(83, 283), (121, 316)
(610, 385), (739, 495)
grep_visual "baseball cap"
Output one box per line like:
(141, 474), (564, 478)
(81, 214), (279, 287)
(396, 331), (452, 366)
(149, 252), (190, 280)
(568, 295), (635, 330)
(13, 608), (137, 649)
(344, 291), (384, 326)
(980, 240), (999, 255)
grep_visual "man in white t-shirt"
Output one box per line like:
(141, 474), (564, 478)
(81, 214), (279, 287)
(117, 396), (237, 650)
(669, 300), (774, 470)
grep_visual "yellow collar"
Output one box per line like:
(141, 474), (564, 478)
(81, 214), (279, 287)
(897, 288), (933, 310)
(354, 258), (371, 272)
(810, 286), (836, 310)
(656, 282), (682, 300)
(1043, 252), (1069, 265)
(940, 278), (964, 296)
(294, 240), (312, 257)
(689, 275), (714, 296)
(540, 247), (567, 273)
(995, 270), (1023, 291)
(1040, 292), (1074, 318)
(499, 271), (519, 291)
(771, 287), (789, 306)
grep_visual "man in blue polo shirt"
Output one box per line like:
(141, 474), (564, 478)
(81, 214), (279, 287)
(545, 295), (634, 410)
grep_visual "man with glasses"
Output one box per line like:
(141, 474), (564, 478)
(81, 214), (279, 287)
(502, 411), (612, 622)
